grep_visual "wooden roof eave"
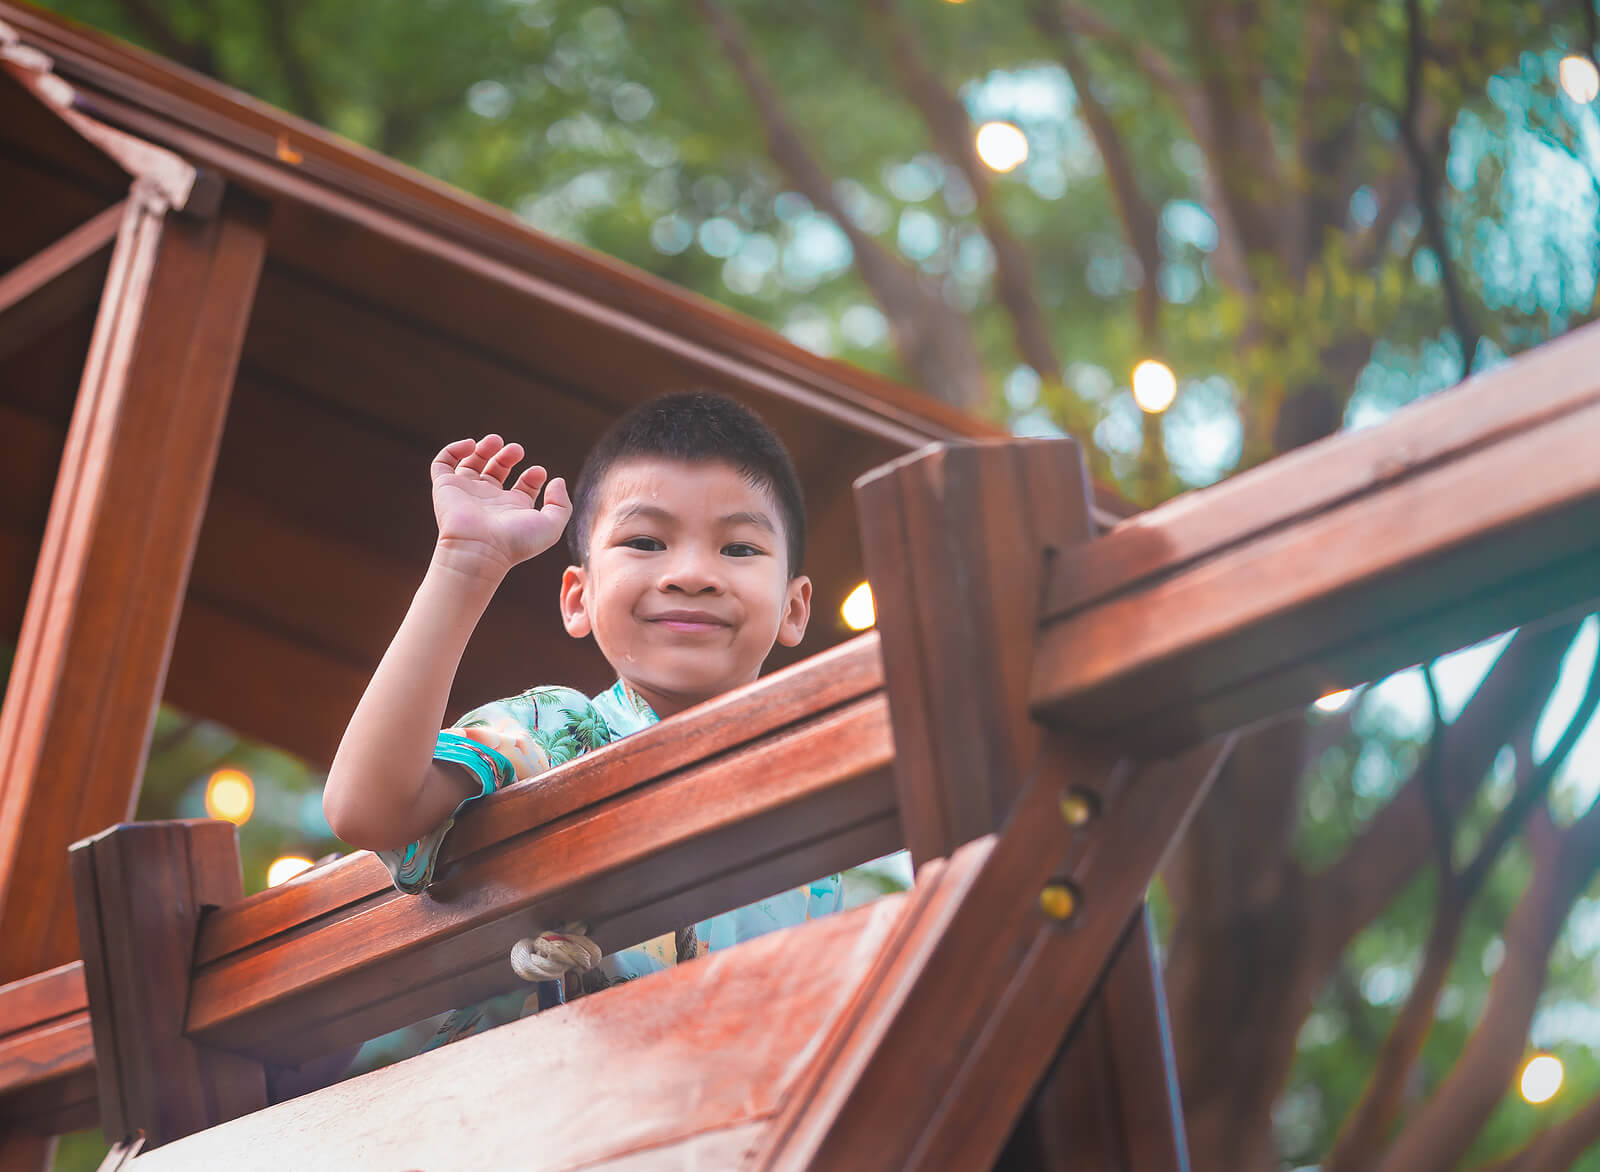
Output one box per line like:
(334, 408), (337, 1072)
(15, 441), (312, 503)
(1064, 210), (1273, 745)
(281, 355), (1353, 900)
(0, 1), (1003, 457)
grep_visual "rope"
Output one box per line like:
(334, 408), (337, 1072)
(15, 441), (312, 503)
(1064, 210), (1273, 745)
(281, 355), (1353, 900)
(509, 924), (602, 982)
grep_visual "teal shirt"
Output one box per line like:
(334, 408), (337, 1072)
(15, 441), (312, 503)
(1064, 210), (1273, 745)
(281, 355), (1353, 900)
(375, 680), (843, 1041)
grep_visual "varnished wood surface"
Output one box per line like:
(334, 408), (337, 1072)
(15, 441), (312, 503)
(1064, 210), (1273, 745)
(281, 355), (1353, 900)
(0, 963), (92, 1130)
(0, 191), (267, 981)
(71, 820), (265, 1147)
(183, 638), (895, 1064)
(127, 896), (912, 1172)
(857, 438), (1094, 867)
(757, 738), (1230, 1171)
(1032, 320), (1600, 746)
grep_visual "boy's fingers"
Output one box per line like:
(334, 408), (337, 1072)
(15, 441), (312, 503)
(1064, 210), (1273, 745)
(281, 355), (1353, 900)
(430, 437), (478, 481)
(457, 434), (503, 474)
(482, 441), (524, 486)
(542, 476), (572, 515)
(510, 464), (549, 500)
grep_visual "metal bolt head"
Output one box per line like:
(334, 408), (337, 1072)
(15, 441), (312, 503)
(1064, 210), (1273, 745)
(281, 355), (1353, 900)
(1039, 883), (1079, 922)
(1059, 790), (1097, 827)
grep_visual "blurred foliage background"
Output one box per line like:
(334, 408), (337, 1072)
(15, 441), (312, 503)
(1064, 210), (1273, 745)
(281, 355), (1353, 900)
(11, 0), (1600, 1168)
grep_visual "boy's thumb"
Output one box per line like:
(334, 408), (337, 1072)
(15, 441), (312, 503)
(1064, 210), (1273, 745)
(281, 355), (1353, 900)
(544, 476), (571, 512)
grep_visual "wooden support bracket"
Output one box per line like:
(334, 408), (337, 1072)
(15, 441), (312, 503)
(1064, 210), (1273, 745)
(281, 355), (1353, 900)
(70, 820), (266, 1148)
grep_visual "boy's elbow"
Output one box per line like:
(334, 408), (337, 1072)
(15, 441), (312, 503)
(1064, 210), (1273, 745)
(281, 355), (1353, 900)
(322, 783), (383, 851)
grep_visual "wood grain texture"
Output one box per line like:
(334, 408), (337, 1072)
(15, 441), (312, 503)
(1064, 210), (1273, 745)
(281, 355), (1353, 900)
(1032, 327), (1600, 747)
(758, 738), (1231, 1172)
(126, 897), (912, 1172)
(855, 439), (1094, 867)
(185, 646), (895, 1065)
(70, 820), (266, 1147)
(0, 187), (267, 981)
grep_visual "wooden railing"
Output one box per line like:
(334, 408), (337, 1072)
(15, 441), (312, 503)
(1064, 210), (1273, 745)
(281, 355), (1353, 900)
(2, 317), (1599, 1157)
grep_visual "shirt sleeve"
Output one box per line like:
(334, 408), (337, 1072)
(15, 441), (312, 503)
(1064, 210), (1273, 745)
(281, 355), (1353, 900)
(376, 686), (603, 894)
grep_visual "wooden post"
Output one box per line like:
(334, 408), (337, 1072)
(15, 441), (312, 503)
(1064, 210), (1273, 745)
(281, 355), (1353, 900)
(0, 182), (267, 982)
(855, 437), (1093, 866)
(754, 439), (1220, 1171)
(70, 820), (266, 1148)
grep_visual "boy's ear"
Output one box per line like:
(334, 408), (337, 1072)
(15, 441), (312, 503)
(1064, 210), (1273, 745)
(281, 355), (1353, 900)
(776, 575), (812, 648)
(560, 565), (592, 638)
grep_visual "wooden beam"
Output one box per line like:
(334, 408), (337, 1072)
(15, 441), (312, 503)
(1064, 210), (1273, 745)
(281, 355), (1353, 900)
(757, 738), (1231, 1171)
(70, 820), (266, 1147)
(181, 636), (894, 1065)
(0, 185), (267, 981)
(1012, 907), (1190, 1171)
(856, 438), (1093, 866)
(0, 199), (121, 367)
(0, 963), (92, 1133)
(105, 895), (917, 1172)
(1031, 320), (1600, 748)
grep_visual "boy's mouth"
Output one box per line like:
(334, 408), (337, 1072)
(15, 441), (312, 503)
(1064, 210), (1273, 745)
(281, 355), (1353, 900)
(645, 610), (731, 632)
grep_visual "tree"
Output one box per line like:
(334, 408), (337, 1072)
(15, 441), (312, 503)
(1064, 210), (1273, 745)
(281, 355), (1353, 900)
(32, 0), (1600, 1168)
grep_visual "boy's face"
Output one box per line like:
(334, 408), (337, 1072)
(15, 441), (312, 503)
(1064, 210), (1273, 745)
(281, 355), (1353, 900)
(559, 457), (811, 718)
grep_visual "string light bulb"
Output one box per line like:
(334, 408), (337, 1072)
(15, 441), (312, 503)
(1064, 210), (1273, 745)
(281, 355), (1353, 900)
(267, 856), (314, 888)
(1559, 55), (1600, 104)
(841, 582), (876, 631)
(1520, 1053), (1563, 1104)
(975, 122), (1029, 173)
(204, 768), (255, 825)
(1132, 360), (1177, 414)
(1314, 688), (1355, 713)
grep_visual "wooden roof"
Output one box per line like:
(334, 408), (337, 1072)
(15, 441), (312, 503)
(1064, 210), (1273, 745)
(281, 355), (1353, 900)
(0, 1), (1006, 768)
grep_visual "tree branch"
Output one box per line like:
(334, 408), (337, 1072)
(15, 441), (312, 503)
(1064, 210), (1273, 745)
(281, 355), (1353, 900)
(1031, 2), (1163, 341)
(259, 0), (327, 127)
(694, 0), (988, 410)
(1474, 1090), (1600, 1172)
(871, 0), (1066, 375)
(1323, 653), (1600, 1172)
(1399, 0), (1482, 376)
(1374, 794), (1600, 1172)
(1313, 622), (1581, 971)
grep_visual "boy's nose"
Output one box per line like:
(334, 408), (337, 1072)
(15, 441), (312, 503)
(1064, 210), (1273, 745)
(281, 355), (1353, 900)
(660, 552), (723, 594)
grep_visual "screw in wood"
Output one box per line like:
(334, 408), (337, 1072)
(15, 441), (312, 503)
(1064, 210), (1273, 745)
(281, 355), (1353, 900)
(1058, 789), (1098, 827)
(1039, 881), (1080, 922)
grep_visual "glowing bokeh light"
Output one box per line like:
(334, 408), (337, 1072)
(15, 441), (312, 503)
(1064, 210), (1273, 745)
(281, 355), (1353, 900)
(204, 768), (255, 825)
(267, 856), (315, 888)
(841, 582), (876, 631)
(975, 122), (1029, 173)
(1520, 1054), (1563, 1104)
(1132, 360), (1178, 414)
(1559, 55), (1600, 104)
(1314, 688), (1355, 713)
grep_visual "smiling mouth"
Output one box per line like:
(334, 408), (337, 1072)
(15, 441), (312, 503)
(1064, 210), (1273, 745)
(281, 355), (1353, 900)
(645, 612), (730, 631)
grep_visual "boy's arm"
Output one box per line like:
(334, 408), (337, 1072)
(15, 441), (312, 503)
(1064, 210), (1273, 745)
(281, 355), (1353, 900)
(322, 435), (570, 852)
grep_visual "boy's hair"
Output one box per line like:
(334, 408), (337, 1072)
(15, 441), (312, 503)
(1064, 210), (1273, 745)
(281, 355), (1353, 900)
(566, 390), (807, 575)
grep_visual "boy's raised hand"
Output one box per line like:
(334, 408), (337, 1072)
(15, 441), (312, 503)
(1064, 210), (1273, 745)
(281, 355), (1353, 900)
(430, 435), (572, 580)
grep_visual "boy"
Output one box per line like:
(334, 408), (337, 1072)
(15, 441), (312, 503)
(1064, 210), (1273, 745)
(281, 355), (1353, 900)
(322, 391), (839, 1038)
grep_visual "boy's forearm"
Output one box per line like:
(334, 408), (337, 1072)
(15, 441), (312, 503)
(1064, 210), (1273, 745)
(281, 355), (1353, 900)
(323, 553), (504, 849)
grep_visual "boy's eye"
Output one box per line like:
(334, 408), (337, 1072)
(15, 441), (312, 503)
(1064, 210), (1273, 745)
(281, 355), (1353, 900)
(723, 542), (763, 557)
(622, 536), (665, 552)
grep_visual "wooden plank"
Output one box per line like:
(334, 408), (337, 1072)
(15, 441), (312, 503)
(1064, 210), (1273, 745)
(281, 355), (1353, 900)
(0, 185), (267, 981)
(124, 894), (915, 1172)
(1009, 908), (1188, 1172)
(1031, 330), (1600, 747)
(69, 820), (266, 1148)
(0, 199), (120, 367)
(0, 966), (97, 1137)
(855, 438), (1093, 866)
(756, 738), (1231, 1171)
(181, 641), (893, 1065)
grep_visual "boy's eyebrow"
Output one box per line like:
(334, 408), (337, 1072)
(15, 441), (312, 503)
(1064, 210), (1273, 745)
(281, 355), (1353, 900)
(611, 502), (777, 533)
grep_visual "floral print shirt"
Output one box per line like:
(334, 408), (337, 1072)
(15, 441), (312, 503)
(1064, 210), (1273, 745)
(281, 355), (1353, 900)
(376, 680), (842, 1034)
